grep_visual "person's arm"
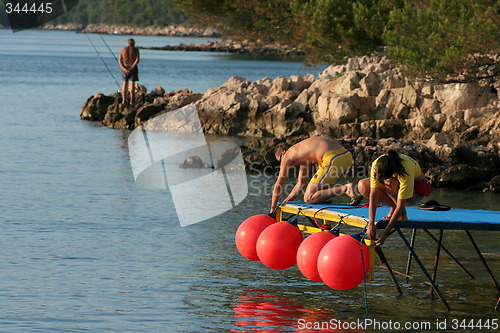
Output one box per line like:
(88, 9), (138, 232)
(129, 49), (140, 70)
(118, 50), (125, 70)
(366, 187), (379, 241)
(283, 165), (309, 203)
(377, 198), (406, 246)
(270, 162), (290, 213)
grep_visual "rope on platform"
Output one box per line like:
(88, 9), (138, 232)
(360, 225), (370, 319)
(312, 207), (341, 231)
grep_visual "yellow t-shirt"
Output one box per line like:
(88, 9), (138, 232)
(370, 154), (422, 200)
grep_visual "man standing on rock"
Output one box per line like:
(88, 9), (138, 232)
(118, 38), (140, 105)
(270, 136), (362, 213)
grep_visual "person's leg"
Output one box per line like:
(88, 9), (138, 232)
(303, 182), (356, 204)
(129, 81), (135, 104)
(358, 177), (403, 218)
(304, 148), (358, 204)
(122, 80), (128, 104)
(380, 178), (408, 219)
(358, 178), (371, 198)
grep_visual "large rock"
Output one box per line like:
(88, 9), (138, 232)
(426, 165), (491, 188)
(101, 103), (137, 129)
(434, 83), (491, 114)
(80, 93), (116, 121)
(134, 103), (168, 128)
(359, 71), (380, 97)
(179, 156), (208, 168)
(315, 93), (360, 125)
(80, 87), (202, 130)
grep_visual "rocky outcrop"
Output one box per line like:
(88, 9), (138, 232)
(179, 156), (209, 169)
(143, 40), (304, 57)
(41, 23), (220, 37)
(80, 54), (500, 190)
(80, 86), (202, 129)
(191, 55), (500, 146)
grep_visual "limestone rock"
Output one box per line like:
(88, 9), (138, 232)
(80, 93), (116, 121)
(179, 156), (208, 168)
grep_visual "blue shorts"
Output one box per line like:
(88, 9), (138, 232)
(122, 66), (139, 82)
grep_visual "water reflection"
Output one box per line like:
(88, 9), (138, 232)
(233, 290), (364, 332)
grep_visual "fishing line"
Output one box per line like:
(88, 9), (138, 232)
(84, 32), (121, 89)
(98, 33), (120, 63)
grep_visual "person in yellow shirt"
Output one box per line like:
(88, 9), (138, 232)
(357, 150), (428, 245)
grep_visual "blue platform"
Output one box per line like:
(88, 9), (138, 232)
(284, 201), (500, 231)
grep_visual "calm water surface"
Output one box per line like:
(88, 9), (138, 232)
(0, 29), (499, 332)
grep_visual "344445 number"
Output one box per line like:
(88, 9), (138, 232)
(5, 2), (53, 14)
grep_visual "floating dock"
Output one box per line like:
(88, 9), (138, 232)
(276, 201), (500, 310)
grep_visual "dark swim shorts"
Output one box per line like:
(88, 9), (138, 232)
(122, 66), (139, 82)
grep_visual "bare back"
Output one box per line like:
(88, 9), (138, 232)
(284, 137), (342, 166)
(120, 46), (139, 67)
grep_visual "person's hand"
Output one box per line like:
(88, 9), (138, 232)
(366, 222), (376, 241)
(376, 232), (388, 246)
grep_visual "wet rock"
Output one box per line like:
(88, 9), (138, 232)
(426, 165), (491, 188)
(489, 175), (500, 192)
(80, 87), (202, 130)
(179, 156), (209, 168)
(134, 103), (168, 128)
(215, 146), (244, 170)
(101, 103), (137, 129)
(80, 93), (116, 121)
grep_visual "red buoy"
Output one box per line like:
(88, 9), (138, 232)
(256, 221), (303, 270)
(317, 235), (370, 290)
(235, 214), (276, 261)
(297, 231), (337, 282)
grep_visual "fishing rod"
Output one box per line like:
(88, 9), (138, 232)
(84, 32), (121, 89)
(98, 33), (120, 64)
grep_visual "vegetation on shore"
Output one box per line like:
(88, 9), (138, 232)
(175, 0), (499, 83)
(1, 0), (498, 82)
(0, 0), (187, 27)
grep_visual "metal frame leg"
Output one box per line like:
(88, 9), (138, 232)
(465, 230), (500, 293)
(396, 228), (451, 310)
(423, 229), (475, 279)
(405, 228), (417, 284)
(375, 246), (403, 295)
(430, 230), (444, 297)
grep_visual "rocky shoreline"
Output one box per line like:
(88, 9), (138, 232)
(40, 23), (221, 37)
(141, 40), (304, 57)
(80, 55), (500, 192)
(41, 23), (301, 56)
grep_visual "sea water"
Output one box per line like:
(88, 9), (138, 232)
(0, 29), (499, 332)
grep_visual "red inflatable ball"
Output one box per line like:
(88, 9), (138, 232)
(297, 231), (337, 282)
(256, 221), (304, 270)
(317, 235), (371, 290)
(235, 214), (276, 261)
